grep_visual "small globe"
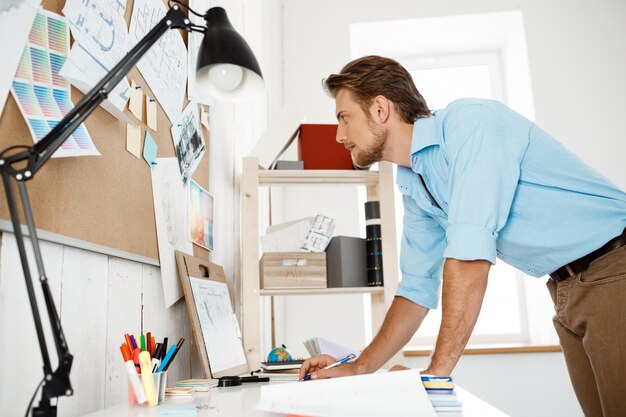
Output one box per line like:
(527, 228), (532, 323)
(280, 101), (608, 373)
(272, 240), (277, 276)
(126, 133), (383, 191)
(267, 346), (293, 362)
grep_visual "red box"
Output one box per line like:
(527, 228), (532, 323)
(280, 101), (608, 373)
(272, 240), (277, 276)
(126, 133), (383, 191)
(297, 124), (353, 170)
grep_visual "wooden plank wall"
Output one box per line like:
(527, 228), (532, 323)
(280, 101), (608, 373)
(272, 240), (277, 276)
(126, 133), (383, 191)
(0, 232), (202, 416)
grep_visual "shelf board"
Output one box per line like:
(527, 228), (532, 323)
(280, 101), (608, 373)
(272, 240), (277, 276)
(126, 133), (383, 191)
(257, 169), (379, 186)
(259, 286), (385, 296)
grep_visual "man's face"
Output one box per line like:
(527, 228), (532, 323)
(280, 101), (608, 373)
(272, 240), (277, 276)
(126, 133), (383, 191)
(335, 89), (388, 169)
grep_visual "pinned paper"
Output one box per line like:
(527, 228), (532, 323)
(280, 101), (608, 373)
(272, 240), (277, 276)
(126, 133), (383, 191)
(200, 106), (210, 131)
(126, 124), (142, 158)
(146, 96), (158, 131)
(129, 79), (144, 120)
(143, 131), (158, 169)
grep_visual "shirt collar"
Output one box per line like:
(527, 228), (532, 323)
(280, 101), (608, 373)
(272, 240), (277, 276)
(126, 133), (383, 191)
(410, 114), (439, 156)
(396, 115), (440, 196)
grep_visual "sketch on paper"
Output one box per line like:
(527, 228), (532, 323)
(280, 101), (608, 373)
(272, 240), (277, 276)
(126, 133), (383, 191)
(171, 102), (205, 185)
(60, 0), (132, 123)
(188, 277), (247, 374)
(188, 180), (214, 251)
(151, 157), (193, 307)
(10, 9), (99, 158)
(129, 0), (187, 123)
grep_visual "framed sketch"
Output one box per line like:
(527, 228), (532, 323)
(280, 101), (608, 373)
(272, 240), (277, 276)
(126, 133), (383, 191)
(175, 251), (248, 378)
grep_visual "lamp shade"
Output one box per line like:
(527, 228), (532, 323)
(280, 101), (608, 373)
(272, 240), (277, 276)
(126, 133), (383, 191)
(196, 7), (264, 101)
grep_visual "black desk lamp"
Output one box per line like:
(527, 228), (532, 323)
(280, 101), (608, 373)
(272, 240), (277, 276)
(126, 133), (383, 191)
(0, 2), (263, 416)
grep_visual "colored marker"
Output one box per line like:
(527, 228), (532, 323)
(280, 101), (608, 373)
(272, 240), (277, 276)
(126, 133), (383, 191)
(139, 351), (157, 406)
(157, 345), (177, 373)
(162, 338), (185, 372)
(120, 344), (147, 404)
(140, 334), (146, 352)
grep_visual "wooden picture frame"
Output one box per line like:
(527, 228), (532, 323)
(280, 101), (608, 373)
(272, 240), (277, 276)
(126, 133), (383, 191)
(175, 251), (249, 378)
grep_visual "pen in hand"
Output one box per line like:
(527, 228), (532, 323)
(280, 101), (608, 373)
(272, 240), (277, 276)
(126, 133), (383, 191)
(301, 353), (356, 381)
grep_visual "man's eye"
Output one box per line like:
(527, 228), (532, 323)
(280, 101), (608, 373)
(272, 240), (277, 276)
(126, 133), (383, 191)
(342, 115), (348, 122)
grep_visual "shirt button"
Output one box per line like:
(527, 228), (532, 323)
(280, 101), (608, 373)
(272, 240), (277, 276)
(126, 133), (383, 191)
(527, 269), (534, 274)
(496, 254), (503, 259)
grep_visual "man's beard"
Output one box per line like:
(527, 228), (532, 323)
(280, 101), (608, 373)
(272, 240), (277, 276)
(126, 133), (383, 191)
(351, 120), (387, 169)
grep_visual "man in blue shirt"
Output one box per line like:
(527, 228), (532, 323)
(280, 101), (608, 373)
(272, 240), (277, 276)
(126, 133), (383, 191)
(299, 56), (626, 417)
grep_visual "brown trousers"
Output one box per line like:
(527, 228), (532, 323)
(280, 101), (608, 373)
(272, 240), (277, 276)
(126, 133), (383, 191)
(547, 245), (626, 417)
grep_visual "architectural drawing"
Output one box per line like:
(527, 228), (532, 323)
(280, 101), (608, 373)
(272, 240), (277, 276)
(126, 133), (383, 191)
(129, 0), (187, 123)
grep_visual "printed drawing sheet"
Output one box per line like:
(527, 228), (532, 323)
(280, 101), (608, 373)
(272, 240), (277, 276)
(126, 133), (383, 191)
(171, 102), (205, 185)
(188, 277), (247, 374)
(151, 157), (193, 307)
(129, 0), (187, 124)
(0, 0), (40, 113)
(10, 9), (99, 158)
(60, 0), (132, 123)
(257, 370), (437, 417)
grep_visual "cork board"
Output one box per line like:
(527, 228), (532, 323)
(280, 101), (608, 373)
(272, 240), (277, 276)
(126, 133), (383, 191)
(0, 0), (209, 261)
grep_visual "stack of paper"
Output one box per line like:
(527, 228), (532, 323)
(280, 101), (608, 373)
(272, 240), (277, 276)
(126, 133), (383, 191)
(421, 375), (463, 412)
(256, 370), (437, 417)
(303, 337), (360, 360)
(174, 378), (218, 392)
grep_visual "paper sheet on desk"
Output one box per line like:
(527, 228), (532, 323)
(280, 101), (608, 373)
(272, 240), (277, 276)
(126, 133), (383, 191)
(256, 370), (436, 417)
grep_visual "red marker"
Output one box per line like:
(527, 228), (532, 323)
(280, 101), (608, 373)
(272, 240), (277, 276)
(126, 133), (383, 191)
(132, 347), (142, 374)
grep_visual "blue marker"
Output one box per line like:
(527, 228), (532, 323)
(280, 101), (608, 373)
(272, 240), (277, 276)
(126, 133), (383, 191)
(157, 345), (177, 372)
(301, 353), (356, 381)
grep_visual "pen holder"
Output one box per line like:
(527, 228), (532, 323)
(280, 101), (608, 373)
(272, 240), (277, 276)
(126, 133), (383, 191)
(127, 371), (168, 407)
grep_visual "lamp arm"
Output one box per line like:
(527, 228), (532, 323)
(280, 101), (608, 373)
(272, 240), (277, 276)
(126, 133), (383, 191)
(0, 5), (194, 416)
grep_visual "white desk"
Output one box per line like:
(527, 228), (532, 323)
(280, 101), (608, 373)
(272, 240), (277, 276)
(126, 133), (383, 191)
(81, 383), (510, 417)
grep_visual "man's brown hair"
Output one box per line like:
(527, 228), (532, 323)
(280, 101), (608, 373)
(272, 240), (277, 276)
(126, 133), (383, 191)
(323, 55), (431, 124)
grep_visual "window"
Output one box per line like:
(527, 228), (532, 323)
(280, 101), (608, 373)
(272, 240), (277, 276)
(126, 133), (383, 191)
(351, 11), (558, 347)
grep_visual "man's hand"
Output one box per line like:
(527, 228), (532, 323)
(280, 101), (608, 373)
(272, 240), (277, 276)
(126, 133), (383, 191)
(298, 354), (367, 380)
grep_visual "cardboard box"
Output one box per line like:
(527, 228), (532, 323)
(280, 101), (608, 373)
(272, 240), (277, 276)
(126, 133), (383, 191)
(260, 252), (327, 289)
(326, 236), (368, 288)
(297, 124), (353, 170)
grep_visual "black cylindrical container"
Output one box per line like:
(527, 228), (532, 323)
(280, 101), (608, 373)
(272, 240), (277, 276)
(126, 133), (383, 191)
(365, 201), (383, 286)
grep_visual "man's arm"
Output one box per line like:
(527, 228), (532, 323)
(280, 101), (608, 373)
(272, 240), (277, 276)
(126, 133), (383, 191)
(298, 295), (428, 380)
(424, 258), (489, 376)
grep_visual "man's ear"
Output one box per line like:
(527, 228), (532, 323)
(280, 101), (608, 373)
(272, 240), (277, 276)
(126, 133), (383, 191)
(371, 95), (390, 123)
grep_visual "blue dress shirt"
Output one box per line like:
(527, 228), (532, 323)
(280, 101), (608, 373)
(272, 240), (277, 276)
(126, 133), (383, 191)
(396, 98), (626, 309)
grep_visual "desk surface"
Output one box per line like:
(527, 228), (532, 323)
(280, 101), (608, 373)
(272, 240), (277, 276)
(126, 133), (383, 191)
(81, 383), (510, 417)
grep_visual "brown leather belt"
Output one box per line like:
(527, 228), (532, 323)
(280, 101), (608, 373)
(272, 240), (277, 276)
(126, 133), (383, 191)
(550, 228), (626, 282)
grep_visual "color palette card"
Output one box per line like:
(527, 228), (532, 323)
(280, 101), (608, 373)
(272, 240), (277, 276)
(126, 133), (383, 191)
(10, 9), (100, 158)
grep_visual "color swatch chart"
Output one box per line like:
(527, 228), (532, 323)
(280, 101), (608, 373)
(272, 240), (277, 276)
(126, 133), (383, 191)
(11, 9), (99, 158)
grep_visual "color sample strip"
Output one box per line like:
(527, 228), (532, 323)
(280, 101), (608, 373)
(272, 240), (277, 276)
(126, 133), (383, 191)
(12, 81), (42, 117)
(34, 85), (62, 118)
(29, 118), (50, 141)
(49, 53), (67, 88)
(46, 16), (68, 54)
(52, 89), (73, 114)
(15, 48), (33, 81)
(28, 13), (47, 48)
(30, 47), (52, 84)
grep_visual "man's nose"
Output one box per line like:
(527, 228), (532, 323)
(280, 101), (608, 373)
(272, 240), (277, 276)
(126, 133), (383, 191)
(336, 125), (346, 143)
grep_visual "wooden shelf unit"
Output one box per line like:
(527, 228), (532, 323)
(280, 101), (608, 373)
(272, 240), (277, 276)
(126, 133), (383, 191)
(241, 157), (402, 368)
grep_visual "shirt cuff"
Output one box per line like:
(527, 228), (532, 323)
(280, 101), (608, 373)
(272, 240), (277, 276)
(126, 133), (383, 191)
(444, 223), (497, 264)
(396, 275), (441, 310)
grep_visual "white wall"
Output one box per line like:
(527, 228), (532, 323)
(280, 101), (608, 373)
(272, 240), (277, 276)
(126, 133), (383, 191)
(0, 233), (199, 416)
(277, 0), (626, 415)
